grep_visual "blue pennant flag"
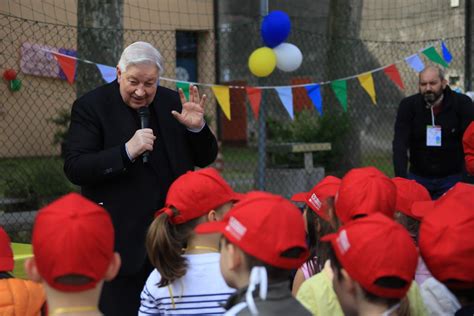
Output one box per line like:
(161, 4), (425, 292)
(96, 64), (116, 83)
(305, 84), (323, 116)
(275, 87), (294, 120)
(405, 54), (425, 73)
(441, 41), (453, 64)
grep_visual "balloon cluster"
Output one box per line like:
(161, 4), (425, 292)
(2, 69), (21, 92)
(248, 11), (303, 77)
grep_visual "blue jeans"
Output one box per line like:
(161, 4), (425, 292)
(408, 172), (462, 200)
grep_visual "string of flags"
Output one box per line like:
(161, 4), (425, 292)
(39, 41), (452, 121)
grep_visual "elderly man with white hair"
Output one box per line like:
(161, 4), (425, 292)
(64, 41), (218, 315)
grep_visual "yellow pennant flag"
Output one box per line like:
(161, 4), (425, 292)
(211, 85), (231, 120)
(357, 72), (377, 105)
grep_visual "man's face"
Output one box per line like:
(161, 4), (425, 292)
(419, 68), (447, 104)
(117, 63), (159, 109)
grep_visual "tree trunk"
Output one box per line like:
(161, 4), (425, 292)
(77, 1), (124, 98)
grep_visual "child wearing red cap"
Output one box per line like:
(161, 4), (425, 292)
(195, 191), (312, 315)
(412, 182), (474, 315)
(296, 167), (427, 316)
(0, 226), (46, 315)
(463, 121), (474, 175)
(24, 193), (121, 316)
(139, 168), (240, 315)
(290, 176), (340, 295)
(325, 213), (418, 316)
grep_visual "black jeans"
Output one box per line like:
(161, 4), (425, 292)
(99, 259), (153, 316)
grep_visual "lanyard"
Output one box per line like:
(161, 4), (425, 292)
(430, 106), (435, 127)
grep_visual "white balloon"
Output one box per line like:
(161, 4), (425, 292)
(273, 43), (303, 72)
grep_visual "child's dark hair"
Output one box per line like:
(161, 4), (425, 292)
(146, 208), (201, 287)
(223, 237), (306, 283)
(305, 201), (335, 273)
(329, 246), (411, 316)
(449, 286), (474, 306)
(395, 212), (420, 243)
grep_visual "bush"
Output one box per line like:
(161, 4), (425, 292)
(267, 109), (350, 172)
(0, 158), (77, 210)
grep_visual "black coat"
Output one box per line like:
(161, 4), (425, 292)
(64, 81), (217, 275)
(393, 86), (474, 178)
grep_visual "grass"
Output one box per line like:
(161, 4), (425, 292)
(361, 153), (394, 177)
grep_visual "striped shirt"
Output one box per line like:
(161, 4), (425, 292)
(139, 253), (235, 315)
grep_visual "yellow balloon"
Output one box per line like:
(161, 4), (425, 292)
(248, 47), (277, 77)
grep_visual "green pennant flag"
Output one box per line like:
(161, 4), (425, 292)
(422, 47), (449, 68)
(176, 82), (190, 100)
(331, 80), (348, 111)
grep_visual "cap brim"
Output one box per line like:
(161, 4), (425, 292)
(231, 192), (246, 202)
(411, 200), (435, 219)
(290, 192), (308, 202)
(195, 221), (227, 234)
(320, 233), (337, 242)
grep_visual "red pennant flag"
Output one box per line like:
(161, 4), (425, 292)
(246, 87), (262, 120)
(53, 52), (76, 84)
(383, 64), (404, 90)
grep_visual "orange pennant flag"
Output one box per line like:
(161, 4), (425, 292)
(246, 87), (262, 120)
(53, 52), (76, 84)
(383, 64), (405, 90)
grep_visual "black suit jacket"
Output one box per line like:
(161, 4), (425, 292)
(64, 81), (217, 275)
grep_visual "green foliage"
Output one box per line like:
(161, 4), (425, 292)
(0, 158), (77, 210)
(48, 108), (71, 145)
(267, 109), (350, 171)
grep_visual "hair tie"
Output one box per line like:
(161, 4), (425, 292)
(154, 207), (175, 219)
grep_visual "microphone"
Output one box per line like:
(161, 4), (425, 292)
(137, 106), (150, 163)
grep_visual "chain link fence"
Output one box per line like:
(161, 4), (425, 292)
(0, 0), (467, 242)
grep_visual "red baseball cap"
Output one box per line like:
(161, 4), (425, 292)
(155, 168), (242, 224)
(291, 176), (341, 221)
(195, 191), (309, 269)
(322, 213), (418, 298)
(0, 227), (14, 272)
(392, 177), (431, 220)
(32, 193), (115, 292)
(463, 121), (474, 175)
(416, 183), (474, 289)
(335, 167), (396, 223)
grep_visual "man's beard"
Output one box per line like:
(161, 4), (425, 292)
(423, 90), (443, 104)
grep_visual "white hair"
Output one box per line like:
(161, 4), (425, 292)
(118, 41), (163, 74)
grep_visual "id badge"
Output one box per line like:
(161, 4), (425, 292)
(426, 125), (442, 147)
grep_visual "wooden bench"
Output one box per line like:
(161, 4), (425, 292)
(267, 142), (332, 171)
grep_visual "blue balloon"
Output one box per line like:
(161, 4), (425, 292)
(261, 11), (291, 48)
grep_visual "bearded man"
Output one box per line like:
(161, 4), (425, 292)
(392, 65), (474, 199)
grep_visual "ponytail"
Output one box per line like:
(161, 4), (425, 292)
(146, 210), (200, 287)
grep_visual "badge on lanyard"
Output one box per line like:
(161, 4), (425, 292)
(426, 105), (441, 147)
(426, 125), (442, 146)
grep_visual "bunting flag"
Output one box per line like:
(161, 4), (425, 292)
(357, 72), (377, 104)
(441, 41), (453, 64)
(422, 46), (449, 68)
(275, 87), (294, 119)
(383, 64), (404, 90)
(52, 52), (76, 84)
(305, 84), (323, 116)
(211, 85), (231, 120)
(405, 54), (425, 73)
(96, 64), (116, 83)
(176, 82), (190, 100)
(331, 80), (347, 111)
(246, 87), (262, 119)
(26, 41), (456, 122)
